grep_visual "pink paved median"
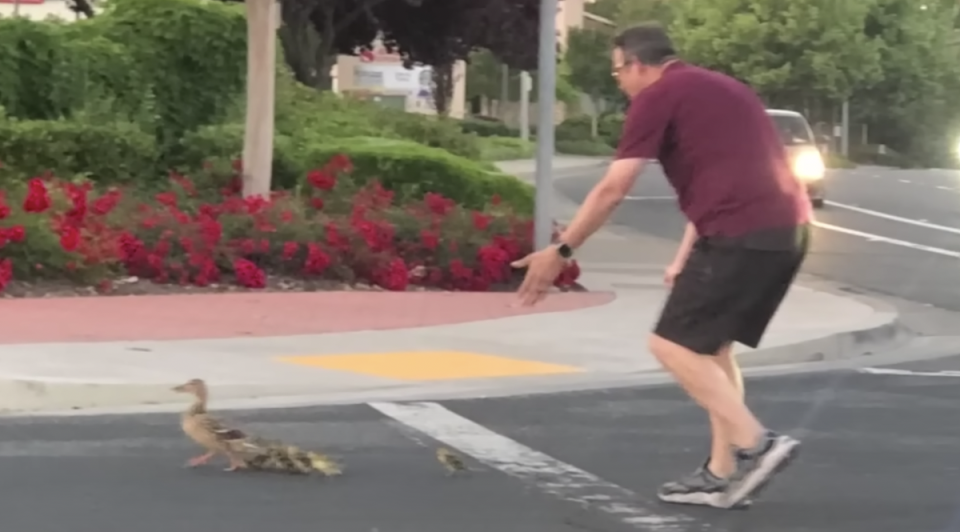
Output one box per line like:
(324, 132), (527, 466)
(0, 291), (616, 344)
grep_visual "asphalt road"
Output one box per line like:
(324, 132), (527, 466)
(5, 354), (960, 532)
(556, 165), (960, 310)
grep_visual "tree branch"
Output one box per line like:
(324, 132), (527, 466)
(67, 0), (96, 18)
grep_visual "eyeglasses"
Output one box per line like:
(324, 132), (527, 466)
(611, 60), (634, 77)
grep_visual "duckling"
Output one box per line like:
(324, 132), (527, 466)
(436, 446), (469, 475)
(172, 378), (250, 471)
(172, 379), (341, 476)
(304, 448), (344, 477)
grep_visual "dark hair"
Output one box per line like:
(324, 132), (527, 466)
(613, 23), (677, 66)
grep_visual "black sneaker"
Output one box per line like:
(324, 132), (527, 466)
(657, 460), (751, 509)
(720, 431), (800, 508)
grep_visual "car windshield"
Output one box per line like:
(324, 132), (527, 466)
(769, 114), (815, 146)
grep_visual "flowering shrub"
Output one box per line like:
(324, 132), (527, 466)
(0, 155), (581, 294)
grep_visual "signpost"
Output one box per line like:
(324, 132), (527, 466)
(534, 0), (558, 249)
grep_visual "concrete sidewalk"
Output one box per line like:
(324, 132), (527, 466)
(0, 237), (906, 414)
(0, 156), (909, 414)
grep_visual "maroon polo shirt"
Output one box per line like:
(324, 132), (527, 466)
(616, 62), (810, 242)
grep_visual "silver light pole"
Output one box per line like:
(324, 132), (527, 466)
(534, 0), (558, 250)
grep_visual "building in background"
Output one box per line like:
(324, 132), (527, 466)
(332, 41), (467, 119)
(0, 0), (78, 19)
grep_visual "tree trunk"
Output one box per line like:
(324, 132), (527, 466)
(242, 0), (277, 198)
(431, 63), (454, 116)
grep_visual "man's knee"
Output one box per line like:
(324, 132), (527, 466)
(648, 333), (676, 363)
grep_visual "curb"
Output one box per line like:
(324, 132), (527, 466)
(0, 306), (911, 416)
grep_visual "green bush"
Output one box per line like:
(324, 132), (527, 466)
(296, 137), (533, 213)
(555, 114), (625, 148)
(175, 123), (302, 190)
(478, 136), (536, 161)
(556, 139), (616, 156)
(273, 81), (483, 160)
(460, 117), (518, 138)
(599, 113), (624, 147)
(0, 0), (246, 167)
(0, 119), (159, 183)
(96, 0), (247, 154)
(556, 115), (593, 142)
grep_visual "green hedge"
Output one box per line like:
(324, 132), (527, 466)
(459, 117), (519, 138)
(477, 136), (536, 161)
(175, 128), (532, 213)
(273, 83), (484, 161)
(175, 123), (303, 189)
(0, 119), (158, 183)
(296, 138), (533, 213)
(556, 139), (616, 156)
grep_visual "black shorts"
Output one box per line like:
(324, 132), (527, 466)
(653, 225), (809, 355)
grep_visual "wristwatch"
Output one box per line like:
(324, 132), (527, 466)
(555, 242), (574, 259)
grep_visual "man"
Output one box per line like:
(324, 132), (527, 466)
(512, 23), (810, 509)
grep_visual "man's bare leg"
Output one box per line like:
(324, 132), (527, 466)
(707, 343), (743, 478)
(648, 334), (762, 450)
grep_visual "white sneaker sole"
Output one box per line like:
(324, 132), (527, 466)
(720, 436), (800, 509)
(658, 491), (752, 509)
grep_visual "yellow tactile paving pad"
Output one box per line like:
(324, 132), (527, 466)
(276, 351), (582, 381)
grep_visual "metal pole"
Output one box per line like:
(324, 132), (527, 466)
(500, 64), (509, 105)
(519, 71), (531, 141)
(840, 99), (850, 157)
(534, 0), (558, 250)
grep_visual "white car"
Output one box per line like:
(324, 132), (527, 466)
(767, 109), (826, 209)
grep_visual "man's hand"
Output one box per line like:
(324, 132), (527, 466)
(663, 261), (683, 287)
(512, 246), (566, 306)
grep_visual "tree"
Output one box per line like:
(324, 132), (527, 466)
(565, 27), (620, 136)
(587, 0), (675, 28)
(854, 0), (960, 166)
(67, 0), (96, 18)
(243, 0), (278, 197)
(669, 0), (883, 114)
(373, 0), (543, 115)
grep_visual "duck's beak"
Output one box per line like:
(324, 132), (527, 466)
(172, 384), (188, 393)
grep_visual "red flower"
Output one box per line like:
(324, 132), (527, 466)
(328, 153), (353, 173)
(91, 189), (122, 216)
(4, 225), (26, 243)
(310, 197), (325, 210)
(419, 229), (439, 251)
(233, 258), (266, 288)
(155, 191), (178, 208)
(477, 243), (510, 282)
(0, 258), (12, 291)
(0, 192), (10, 219)
(23, 178), (51, 213)
(59, 226), (81, 252)
(374, 257), (408, 291)
(307, 169), (336, 190)
(303, 243), (331, 275)
(424, 193), (454, 216)
(281, 241), (299, 260)
(555, 260), (581, 288)
(325, 223), (349, 250)
(471, 211), (492, 231)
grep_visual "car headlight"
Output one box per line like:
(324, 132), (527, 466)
(793, 150), (825, 181)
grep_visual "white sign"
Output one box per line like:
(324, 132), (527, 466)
(354, 63), (432, 94)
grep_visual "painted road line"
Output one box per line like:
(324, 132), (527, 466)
(858, 367), (960, 377)
(370, 401), (704, 532)
(824, 201), (960, 235)
(277, 351), (582, 381)
(812, 221), (960, 258)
